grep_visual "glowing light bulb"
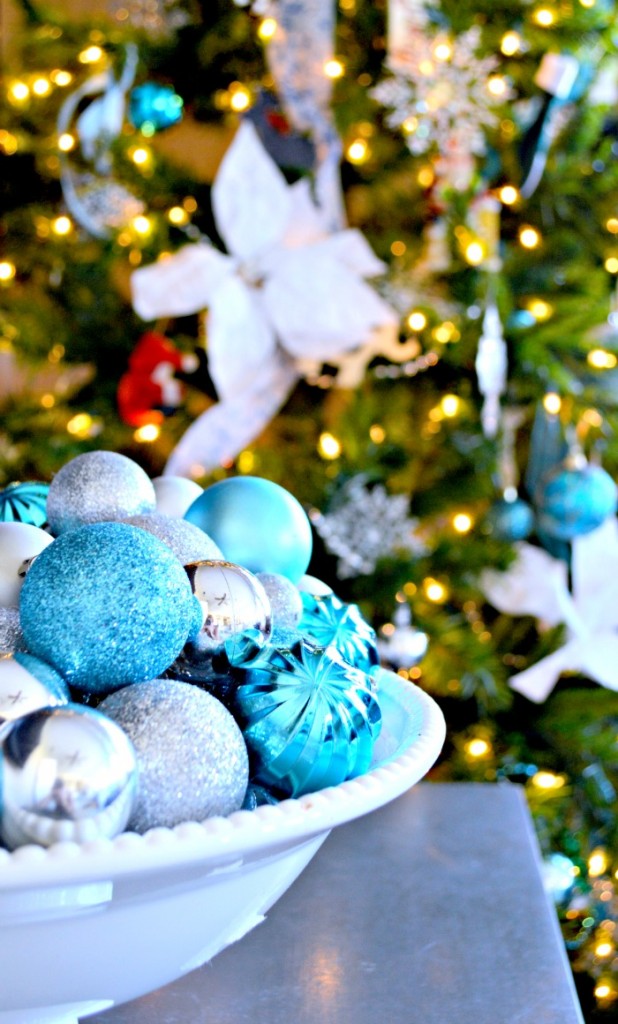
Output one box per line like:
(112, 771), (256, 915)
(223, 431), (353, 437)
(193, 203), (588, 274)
(258, 17), (277, 39)
(9, 80), (29, 102)
(433, 41), (452, 62)
(519, 225), (541, 249)
(347, 138), (369, 164)
(543, 392), (562, 415)
(229, 85), (251, 112)
(441, 394), (460, 417)
(237, 449), (255, 473)
(407, 311), (427, 331)
(417, 165), (435, 188)
(527, 299), (553, 321)
(318, 432), (342, 459)
(130, 146), (151, 167)
(487, 75), (508, 98)
(424, 577), (447, 603)
(596, 942), (613, 958)
(66, 413), (94, 438)
(131, 215), (152, 236)
(606, 218), (618, 234)
(390, 240), (406, 257)
(589, 849), (609, 877)
(32, 77), (51, 97)
(52, 215), (73, 236)
(50, 70), (73, 87)
(0, 130), (18, 154)
(432, 321), (460, 343)
(465, 738), (491, 758)
(605, 257), (618, 273)
(533, 7), (556, 26)
(58, 133), (76, 152)
(532, 770), (565, 790)
(0, 261), (16, 283)
(500, 31), (522, 56)
(369, 424), (386, 443)
(79, 45), (104, 64)
(453, 513), (473, 534)
(134, 424), (160, 443)
(465, 241), (486, 265)
(324, 59), (345, 79)
(167, 206), (189, 226)
(588, 349), (617, 369)
(594, 983), (613, 1001)
(499, 185), (519, 205)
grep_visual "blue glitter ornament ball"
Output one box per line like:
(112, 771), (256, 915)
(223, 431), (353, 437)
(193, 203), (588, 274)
(234, 635), (382, 798)
(0, 481), (49, 528)
(129, 82), (183, 133)
(185, 476), (313, 583)
(299, 591), (379, 675)
(536, 456), (617, 540)
(20, 522), (196, 693)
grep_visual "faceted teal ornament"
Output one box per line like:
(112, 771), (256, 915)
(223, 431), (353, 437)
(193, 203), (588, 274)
(299, 591), (379, 675)
(234, 635), (382, 797)
(535, 455), (617, 541)
(0, 482), (49, 528)
(129, 82), (183, 133)
(484, 495), (534, 542)
(185, 476), (313, 584)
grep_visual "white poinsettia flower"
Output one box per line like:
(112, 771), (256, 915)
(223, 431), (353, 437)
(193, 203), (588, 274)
(132, 120), (396, 405)
(481, 517), (618, 702)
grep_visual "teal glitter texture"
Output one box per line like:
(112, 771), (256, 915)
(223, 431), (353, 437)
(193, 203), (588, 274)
(20, 522), (195, 693)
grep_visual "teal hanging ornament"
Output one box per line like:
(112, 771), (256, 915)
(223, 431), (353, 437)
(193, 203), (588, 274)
(299, 591), (379, 675)
(234, 635), (382, 798)
(129, 82), (183, 133)
(0, 482), (49, 528)
(484, 492), (534, 542)
(525, 397), (568, 501)
(535, 449), (617, 541)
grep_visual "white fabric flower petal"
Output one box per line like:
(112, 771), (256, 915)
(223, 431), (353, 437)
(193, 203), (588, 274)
(572, 518), (618, 633)
(263, 246), (397, 360)
(213, 121), (291, 262)
(207, 275), (276, 398)
(480, 542), (570, 627)
(131, 245), (232, 322)
(319, 228), (389, 278)
(279, 179), (329, 250)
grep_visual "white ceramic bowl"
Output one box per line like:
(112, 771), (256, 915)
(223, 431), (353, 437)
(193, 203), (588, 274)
(0, 670), (445, 1024)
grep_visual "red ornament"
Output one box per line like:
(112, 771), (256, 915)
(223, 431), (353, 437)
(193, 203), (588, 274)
(117, 331), (198, 427)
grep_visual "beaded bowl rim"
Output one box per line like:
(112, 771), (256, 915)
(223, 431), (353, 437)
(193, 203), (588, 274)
(0, 670), (445, 890)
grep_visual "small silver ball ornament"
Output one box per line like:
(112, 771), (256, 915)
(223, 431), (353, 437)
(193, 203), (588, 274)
(0, 704), (138, 849)
(171, 560), (272, 678)
(0, 652), (69, 735)
(122, 512), (223, 565)
(46, 450), (156, 535)
(100, 678), (249, 833)
(256, 572), (303, 630)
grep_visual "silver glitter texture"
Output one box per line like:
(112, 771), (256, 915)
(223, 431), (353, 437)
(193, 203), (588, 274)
(0, 608), (27, 654)
(257, 573), (303, 630)
(47, 451), (156, 535)
(100, 678), (249, 833)
(122, 512), (223, 566)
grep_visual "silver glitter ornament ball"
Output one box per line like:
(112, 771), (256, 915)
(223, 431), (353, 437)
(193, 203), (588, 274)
(122, 512), (223, 566)
(172, 560), (272, 678)
(100, 678), (249, 833)
(0, 704), (138, 849)
(0, 608), (27, 654)
(257, 573), (303, 631)
(46, 450), (156, 535)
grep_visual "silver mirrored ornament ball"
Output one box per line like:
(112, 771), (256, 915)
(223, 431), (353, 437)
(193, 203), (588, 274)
(172, 560), (272, 677)
(0, 704), (138, 849)
(0, 652), (69, 735)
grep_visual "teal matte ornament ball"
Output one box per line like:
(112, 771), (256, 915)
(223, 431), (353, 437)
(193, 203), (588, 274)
(129, 82), (183, 133)
(185, 476), (313, 583)
(536, 457), (617, 541)
(484, 495), (534, 542)
(19, 522), (196, 693)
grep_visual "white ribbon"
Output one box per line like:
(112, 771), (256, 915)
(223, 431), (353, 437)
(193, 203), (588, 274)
(481, 517), (618, 702)
(131, 122), (397, 476)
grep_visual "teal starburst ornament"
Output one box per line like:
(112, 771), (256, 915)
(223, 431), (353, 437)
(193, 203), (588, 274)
(234, 636), (382, 798)
(299, 591), (379, 675)
(0, 482), (49, 528)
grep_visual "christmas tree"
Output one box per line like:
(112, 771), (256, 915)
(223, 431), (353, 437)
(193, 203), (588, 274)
(2, 0), (618, 1015)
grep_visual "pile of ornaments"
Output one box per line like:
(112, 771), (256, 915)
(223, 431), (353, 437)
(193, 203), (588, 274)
(0, 452), (383, 851)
